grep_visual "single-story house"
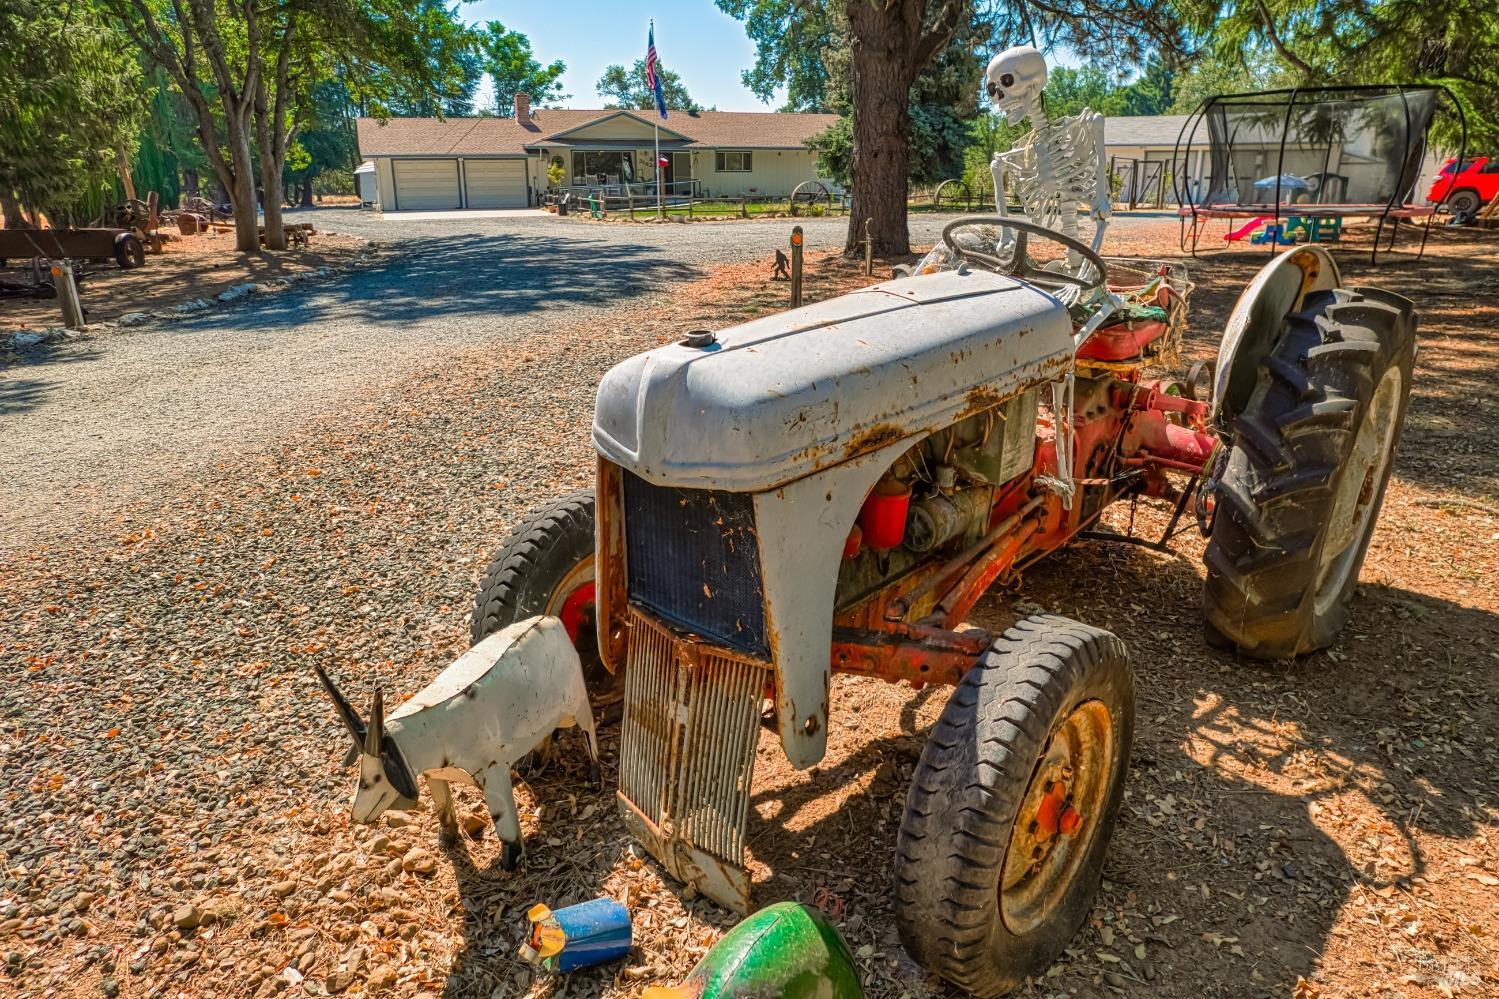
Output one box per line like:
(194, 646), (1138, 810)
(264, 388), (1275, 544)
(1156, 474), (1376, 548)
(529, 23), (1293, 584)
(355, 94), (841, 211)
(1102, 114), (1203, 204)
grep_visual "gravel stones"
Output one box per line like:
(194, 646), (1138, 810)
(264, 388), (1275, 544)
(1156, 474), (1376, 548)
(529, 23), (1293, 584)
(172, 904), (202, 931)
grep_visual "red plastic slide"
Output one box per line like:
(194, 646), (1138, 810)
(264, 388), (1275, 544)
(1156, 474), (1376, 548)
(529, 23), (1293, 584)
(1223, 216), (1269, 241)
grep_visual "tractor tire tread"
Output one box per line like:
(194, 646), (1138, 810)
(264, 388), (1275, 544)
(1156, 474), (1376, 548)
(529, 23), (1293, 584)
(893, 614), (1133, 997)
(1204, 288), (1415, 658)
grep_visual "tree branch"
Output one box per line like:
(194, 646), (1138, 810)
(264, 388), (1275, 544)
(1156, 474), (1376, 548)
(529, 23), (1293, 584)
(1254, 0), (1315, 75)
(912, 0), (966, 69)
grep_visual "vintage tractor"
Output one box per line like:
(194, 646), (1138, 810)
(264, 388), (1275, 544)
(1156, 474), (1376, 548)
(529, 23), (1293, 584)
(469, 221), (1415, 995)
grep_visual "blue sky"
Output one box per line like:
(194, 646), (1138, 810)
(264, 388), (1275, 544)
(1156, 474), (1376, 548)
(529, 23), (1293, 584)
(460, 2), (1084, 113)
(462, 1), (783, 112)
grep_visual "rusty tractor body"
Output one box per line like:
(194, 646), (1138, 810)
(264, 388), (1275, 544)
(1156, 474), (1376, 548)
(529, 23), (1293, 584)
(470, 222), (1416, 994)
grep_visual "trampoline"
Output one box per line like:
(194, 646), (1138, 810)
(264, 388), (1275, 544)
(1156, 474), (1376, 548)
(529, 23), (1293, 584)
(1172, 85), (1465, 264)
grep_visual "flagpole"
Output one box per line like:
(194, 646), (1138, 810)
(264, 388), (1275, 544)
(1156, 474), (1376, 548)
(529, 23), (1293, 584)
(655, 120), (662, 219)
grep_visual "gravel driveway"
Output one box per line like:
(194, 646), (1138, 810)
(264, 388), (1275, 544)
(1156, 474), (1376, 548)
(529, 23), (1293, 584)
(0, 210), (949, 547)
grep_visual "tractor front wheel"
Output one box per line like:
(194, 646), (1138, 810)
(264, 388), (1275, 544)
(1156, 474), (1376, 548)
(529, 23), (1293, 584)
(1203, 287), (1416, 658)
(893, 614), (1134, 997)
(471, 491), (620, 708)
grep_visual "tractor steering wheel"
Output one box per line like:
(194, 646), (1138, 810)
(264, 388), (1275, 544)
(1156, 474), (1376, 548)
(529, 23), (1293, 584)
(941, 215), (1109, 298)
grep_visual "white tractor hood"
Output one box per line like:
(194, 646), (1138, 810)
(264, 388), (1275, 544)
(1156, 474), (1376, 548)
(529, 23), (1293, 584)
(594, 268), (1074, 491)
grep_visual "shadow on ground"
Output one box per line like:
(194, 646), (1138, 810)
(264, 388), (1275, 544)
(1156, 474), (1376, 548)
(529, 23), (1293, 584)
(188, 232), (699, 334)
(0, 344), (103, 415)
(433, 511), (1495, 997)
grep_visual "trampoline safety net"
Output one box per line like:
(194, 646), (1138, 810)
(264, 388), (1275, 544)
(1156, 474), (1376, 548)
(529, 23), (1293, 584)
(1176, 86), (1443, 210)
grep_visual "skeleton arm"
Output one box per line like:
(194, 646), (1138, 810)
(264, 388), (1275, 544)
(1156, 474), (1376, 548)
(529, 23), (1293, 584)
(990, 147), (1024, 218)
(1082, 107), (1111, 252)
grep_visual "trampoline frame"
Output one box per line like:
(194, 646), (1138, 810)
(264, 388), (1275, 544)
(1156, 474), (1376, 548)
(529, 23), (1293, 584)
(1171, 84), (1466, 265)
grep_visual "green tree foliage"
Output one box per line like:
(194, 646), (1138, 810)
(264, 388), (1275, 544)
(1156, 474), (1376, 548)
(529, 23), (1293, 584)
(129, 70), (211, 208)
(353, 0), (485, 118)
(284, 80), (360, 205)
(720, 0), (1186, 255)
(596, 60), (702, 112)
(718, 0), (841, 113)
(107, 0), (480, 250)
(1167, 46), (1285, 114)
(0, 0), (146, 224)
(806, 14), (992, 190)
(1182, 0), (1496, 149)
(481, 22), (567, 115)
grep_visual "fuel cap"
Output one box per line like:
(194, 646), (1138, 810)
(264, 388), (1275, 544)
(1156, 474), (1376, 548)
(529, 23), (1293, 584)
(681, 329), (718, 348)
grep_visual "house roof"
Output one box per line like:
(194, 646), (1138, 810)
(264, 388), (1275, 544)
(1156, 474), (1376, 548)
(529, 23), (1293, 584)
(357, 108), (842, 157)
(1103, 114), (1198, 148)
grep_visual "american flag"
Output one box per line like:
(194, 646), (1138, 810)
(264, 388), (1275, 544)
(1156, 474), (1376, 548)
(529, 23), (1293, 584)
(646, 23), (667, 120)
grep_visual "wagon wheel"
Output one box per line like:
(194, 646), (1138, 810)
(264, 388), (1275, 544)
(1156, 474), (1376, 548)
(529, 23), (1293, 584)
(788, 180), (831, 217)
(114, 233), (145, 269)
(893, 614), (1134, 996)
(933, 178), (973, 212)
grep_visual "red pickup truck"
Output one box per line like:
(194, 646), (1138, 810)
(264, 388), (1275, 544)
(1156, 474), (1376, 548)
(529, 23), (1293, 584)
(1428, 157), (1499, 214)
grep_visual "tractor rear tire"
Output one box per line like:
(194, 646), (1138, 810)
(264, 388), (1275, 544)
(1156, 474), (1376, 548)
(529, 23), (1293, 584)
(893, 614), (1134, 997)
(1203, 287), (1416, 658)
(471, 491), (618, 706)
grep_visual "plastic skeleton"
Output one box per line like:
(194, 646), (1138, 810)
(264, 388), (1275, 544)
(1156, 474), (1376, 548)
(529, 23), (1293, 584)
(986, 45), (1117, 505)
(986, 45), (1111, 289)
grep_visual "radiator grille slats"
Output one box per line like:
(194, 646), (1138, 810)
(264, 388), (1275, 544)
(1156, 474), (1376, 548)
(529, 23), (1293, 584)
(618, 610), (767, 876)
(622, 472), (768, 656)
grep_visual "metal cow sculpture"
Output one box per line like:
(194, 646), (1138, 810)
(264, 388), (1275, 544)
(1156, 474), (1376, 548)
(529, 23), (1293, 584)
(316, 616), (600, 870)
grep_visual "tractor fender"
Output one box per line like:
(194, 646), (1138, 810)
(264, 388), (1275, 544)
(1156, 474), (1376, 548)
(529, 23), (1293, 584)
(1213, 245), (1342, 431)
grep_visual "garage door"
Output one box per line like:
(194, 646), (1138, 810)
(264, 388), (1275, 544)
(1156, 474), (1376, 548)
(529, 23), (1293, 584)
(393, 159), (460, 211)
(464, 160), (528, 209)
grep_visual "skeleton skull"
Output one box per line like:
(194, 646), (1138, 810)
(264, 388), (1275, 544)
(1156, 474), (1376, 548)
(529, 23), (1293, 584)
(986, 45), (1048, 125)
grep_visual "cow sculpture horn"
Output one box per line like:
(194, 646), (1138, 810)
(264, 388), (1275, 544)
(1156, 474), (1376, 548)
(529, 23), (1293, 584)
(366, 689), (384, 757)
(314, 665), (366, 748)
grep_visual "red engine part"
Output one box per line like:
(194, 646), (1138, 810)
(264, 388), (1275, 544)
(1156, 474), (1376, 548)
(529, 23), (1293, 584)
(858, 480), (911, 550)
(1076, 320), (1169, 362)
(843, 524), (864, 559)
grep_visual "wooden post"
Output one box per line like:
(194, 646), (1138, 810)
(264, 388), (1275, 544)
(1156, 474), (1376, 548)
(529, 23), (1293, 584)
(790, 225), (803, 308)
(864, 217), (873, 277)
(117, 150), (137, 202)
(52, 260), (86, 329)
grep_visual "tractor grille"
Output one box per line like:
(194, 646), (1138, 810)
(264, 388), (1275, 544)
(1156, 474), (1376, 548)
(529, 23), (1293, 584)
(622, 472), (768, 657)
(618, 609), (767, 896)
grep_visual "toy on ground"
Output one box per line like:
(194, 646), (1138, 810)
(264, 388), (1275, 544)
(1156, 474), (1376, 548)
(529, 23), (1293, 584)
(1222, 216), (1270, 241)
(1284, 215), (1343, 242)
(448, 46), (1416, 999)
(1249, 222), (1297, 245)
(315, 616), (600, 870)
(642, 903), (863, 999)
(520, 897), (632, 973)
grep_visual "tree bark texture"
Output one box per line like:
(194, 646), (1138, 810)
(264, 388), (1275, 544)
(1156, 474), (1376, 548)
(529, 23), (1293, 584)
(841, 0), (966, 258)
(845, 19), (914, 256)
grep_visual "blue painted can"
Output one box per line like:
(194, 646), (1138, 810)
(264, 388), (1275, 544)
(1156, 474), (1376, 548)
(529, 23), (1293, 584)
(538, 897), (633, 973)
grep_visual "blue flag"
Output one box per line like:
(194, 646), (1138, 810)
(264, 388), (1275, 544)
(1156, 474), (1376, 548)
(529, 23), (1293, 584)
(646, 24), (667, 120)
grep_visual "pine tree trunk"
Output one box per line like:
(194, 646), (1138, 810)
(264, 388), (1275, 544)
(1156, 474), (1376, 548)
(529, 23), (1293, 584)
(260, 153), (287, 251)
(255, 104), (287, 250)
(1, 191), (26, 229)
(226, 117), (260, 253)
(844, 9), (914, 257)
(300, 175), (314, 207)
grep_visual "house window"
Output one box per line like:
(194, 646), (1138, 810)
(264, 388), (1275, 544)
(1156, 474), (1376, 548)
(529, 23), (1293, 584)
(572, 150), (634, 184)
(715, 151), (752, 173)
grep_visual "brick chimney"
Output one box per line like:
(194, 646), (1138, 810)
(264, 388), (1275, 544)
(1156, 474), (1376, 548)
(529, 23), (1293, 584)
(514, 92), (531, 119)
